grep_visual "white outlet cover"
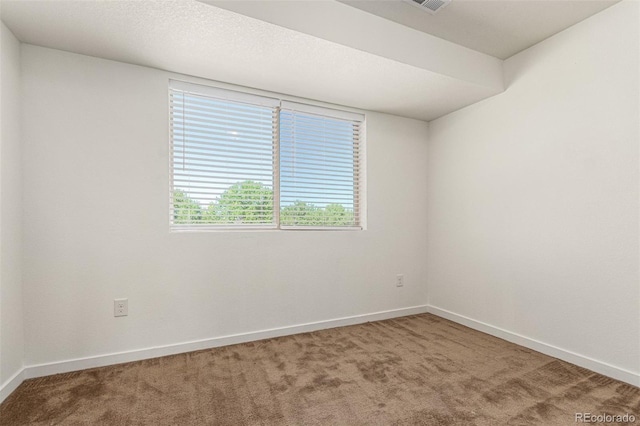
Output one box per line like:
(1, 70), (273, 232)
(114, 298), (128, 317)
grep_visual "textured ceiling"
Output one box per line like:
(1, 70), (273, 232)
(338, 0), (620, 59)
(0, 0), (618, 120)
(0, 0), (503, 121)
(202, 0), (503, 89)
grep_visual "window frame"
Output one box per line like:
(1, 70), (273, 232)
(168, 79), (366, 232)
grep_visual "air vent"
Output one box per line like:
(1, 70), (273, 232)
(404, 0), (451, 14)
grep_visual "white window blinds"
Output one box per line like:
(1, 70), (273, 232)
(279, 101), (363, 228)
(169, 80), (364, 230)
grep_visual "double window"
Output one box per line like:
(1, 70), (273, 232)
(169, 80), (364, 230)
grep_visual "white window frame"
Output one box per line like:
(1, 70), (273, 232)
(169, 79), (366, 232)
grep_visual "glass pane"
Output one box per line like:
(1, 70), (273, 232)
(279, 110), (359, 227)
(171, 91), (276, 228)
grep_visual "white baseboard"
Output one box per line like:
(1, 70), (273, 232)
(5, 303), (636, 405)
(427, 305), (640, 387)
(23, 305), (429, 381)
(0, 368), (25, 404)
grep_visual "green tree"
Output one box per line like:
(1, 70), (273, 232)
(205, 180), (273, 224)
(176, 181), (355, 227)
(280, 201), (322, 226)
(280, 201), (356, 227)
(172, 189), (202, 224)
(321, 203), (355, 226)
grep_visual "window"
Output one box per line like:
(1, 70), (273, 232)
(169, 80), (364, 230)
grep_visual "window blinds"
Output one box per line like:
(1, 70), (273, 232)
(279, 101), (363, 229)
(169, 80), (364, 230)
(170, 83), (278, 228)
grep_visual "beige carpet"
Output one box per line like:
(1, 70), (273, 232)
(1, 314), (639, 425)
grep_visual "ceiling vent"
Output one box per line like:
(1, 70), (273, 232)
(404, 0), (451, 14)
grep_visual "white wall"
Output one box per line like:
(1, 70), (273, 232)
(427, 0), (639, 384)
(0, 22), (25, 391)
(20, 45), (429, 367)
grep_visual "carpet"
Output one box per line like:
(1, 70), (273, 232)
(1, 314), (638, 425)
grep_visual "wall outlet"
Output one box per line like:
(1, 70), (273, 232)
(114, 298), (128, 317)
(396, 274), (404, 287)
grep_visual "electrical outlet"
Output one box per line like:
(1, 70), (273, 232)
(396, 274), (404, 287)
(114, 298), (128, 317)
